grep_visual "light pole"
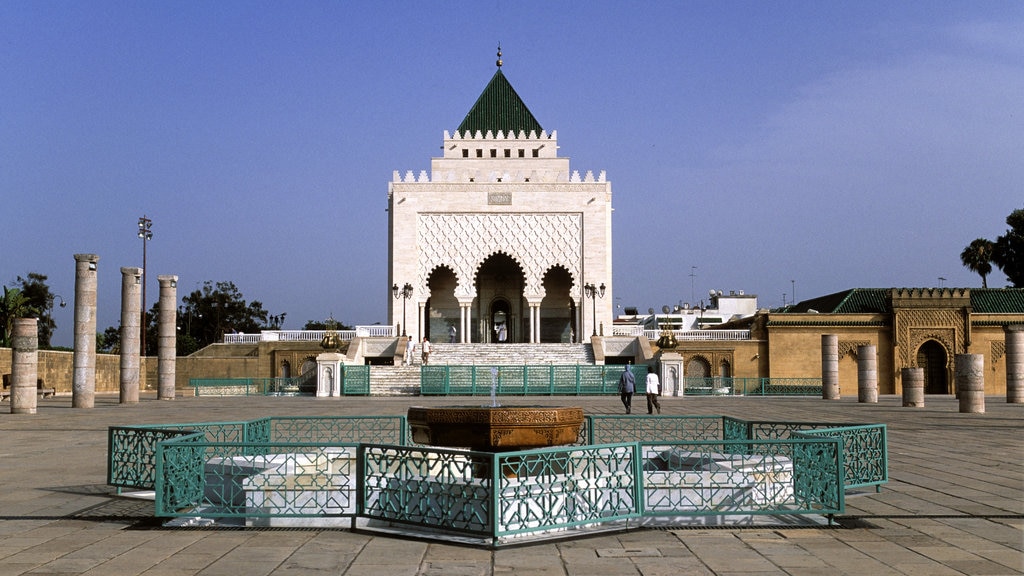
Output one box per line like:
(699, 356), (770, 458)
(584, 282), (606, 337)
(392, 283), (412, 337)
(137, 216), (152, 355)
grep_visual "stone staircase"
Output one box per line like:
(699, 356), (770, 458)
(368, 343), (596, 396)
(424, 343), (595, 366)
(369, 365), (421, 396)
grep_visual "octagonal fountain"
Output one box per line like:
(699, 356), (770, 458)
(407, 405), (585, 452)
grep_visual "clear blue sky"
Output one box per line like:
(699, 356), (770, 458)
(2, 2), (1021, 347)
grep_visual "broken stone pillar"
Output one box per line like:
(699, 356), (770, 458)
(119, 267), (143, 404)
(72, 253), (99, 408)
(956, 354), (985, 414)
(157, 275), (178, 400)
(1006, 325), (1024, 404)
(901, 367), (924, 408)
(10, 318), (39, 414)
(857, 345), (878, 403)
(821, 334), (839, 400)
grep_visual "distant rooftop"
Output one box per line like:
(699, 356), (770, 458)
(779, 288), (1024, 314)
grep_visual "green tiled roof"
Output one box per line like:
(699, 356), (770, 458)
(786, 289), (889, 314)
(970, 288), (1024, 313)
(457, 69), (542, 136)
(782, 288), (1024, 314)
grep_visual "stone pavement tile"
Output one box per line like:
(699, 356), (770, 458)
(348, 537), (427, 566)
(342, 565), (420, 576)
(737, 538), (833, 572)
(418, 543), (493, 576)
(631, 556), (715, 576)
(671, 532), (778, 574)
(494, 544), (565, 575)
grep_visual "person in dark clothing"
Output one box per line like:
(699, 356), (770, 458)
(619, 364), (635, 414)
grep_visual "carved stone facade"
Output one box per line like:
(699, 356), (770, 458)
(764, 288), (1023, 395)
(388, 74), (612, 345)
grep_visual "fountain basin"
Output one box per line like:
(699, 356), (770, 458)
(407, 406), (585, 452)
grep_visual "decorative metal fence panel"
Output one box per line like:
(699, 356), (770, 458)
(682, 377), (823, 396)
(340, 365), (371, 395)
(155, 440), (360, 521)
(268, 416), (405, 445)
(588, 415), (724, 444)
(189, 368), (367, 397)
(728, 420), (887, 490)
(360, 443), (494, 536)
(419, 364), (642, 395)
(114, 414), (887, 544)
(796, 425), (888, 490)
(639, 438), (843, 517)
(108, 427), (196, 489)
(494, 444), (639, 538)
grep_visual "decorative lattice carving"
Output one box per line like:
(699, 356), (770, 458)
(992, 341), (1005, 368)
(897, 308), (966, 366)
(839, 341), (870, 360)
(418, 213), (582, 298)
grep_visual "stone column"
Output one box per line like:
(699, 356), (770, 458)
(119, 267), (143, 404)
(821, 334), (839, 400)
(857, 345), (878, 403)
(72, 253), (99, 409)
(10, 318), (39, 414)
(157, 275), (178, 400)
(1006, 325), (1024, 404)
(901, 367), (924, 407)
(955, 353), (985, 413)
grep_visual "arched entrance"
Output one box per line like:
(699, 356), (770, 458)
(917, 340), (949, 394)
(541, 266), (575, 343)
(687, 356), (712, 391)
(425, 266), (458, 342)
(475, 253), (525, 343)
(491, 299), (511, 343)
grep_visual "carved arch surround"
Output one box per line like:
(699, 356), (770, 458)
(417, 213), (583, 298)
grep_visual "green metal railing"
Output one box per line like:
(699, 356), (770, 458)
(189, 365), (370, 397)
(110, 413), (885, 545)
(682, 377), (823, 396)
(420, 364), (646, 395)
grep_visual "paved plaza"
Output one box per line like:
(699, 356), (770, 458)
(0, 393), (1020, 575)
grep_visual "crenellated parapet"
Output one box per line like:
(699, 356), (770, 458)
(391, 168), (607, 184)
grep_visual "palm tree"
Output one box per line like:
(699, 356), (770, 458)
(960, 238), (994, 288)
(0, 287), (38, 347)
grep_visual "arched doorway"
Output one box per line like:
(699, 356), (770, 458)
(917, 340), (948, 394)
(491, 299), (510, 343)
(475, 253), (525, 343)
(687, 356), (712, 393)
(425, 266), (458, 342)
(541, 266), (574, 343)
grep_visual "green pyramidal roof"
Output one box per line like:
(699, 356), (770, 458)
(457, 69), (543, 136)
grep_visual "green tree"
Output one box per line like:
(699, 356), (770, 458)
(303, 318), (353, 331)
(16, 272), (61, 347)
(171, 280), (287, 353)
(959, 238), (994, 288)
(0, 287), (38, 347)
(992, 208), (1024, 288)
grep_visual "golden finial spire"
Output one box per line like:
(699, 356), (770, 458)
(496, 44), (503, 68)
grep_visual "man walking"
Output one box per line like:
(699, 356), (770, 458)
(619, 364), (635, 414)
(645, 365), (662, 414)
